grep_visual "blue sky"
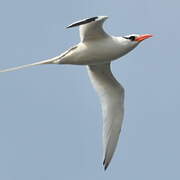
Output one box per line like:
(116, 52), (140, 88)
(0, 0), (180, 179)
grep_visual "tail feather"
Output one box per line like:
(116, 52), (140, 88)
(0, 56), (60, 73)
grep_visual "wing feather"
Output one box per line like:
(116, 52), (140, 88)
(67, 16), (109, 42)
(87, 63), (124, 170)
(66, 16), (98, 28)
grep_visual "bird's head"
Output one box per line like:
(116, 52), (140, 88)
(123, 34), (153, 44)
(121, 34), (153, 53)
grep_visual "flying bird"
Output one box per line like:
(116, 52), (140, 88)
(0, 16), (152, 170)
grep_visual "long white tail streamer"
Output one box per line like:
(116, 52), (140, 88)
(0, 56), (60, 73)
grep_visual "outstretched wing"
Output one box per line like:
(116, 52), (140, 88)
(87, 63), (124, 170)
(67, 16), (109, 42)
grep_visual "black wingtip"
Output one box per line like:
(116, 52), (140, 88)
(103, 159), (109, 171)
(66, 25), (72, 29)
(66, 16), (98, 29)
(104, 165), (108, 171)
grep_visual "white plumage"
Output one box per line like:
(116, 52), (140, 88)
(0, 16), (152, 170)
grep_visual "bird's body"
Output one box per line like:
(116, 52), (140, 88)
(0, 16), (152, 170)
(57, 36), (138, 65)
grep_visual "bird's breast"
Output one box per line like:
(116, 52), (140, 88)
(83, 38), (129, 63)
(60, 37), (130, 65)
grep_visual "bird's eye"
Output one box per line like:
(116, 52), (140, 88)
(129, 36), (135, 41)
(123, 36), (136, 41)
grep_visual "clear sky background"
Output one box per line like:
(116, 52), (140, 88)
(0, 0), (179, 179)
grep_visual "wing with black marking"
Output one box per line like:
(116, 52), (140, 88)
(66, 16), (98, 28)
(67, 16), (109, 42)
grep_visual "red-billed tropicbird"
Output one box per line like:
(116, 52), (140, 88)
(0, 16), (152, 170)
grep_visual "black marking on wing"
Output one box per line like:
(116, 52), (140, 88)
(103, 156), (109, 170)
(66, 16), (98, 28)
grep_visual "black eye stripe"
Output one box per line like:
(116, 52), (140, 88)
(123, 36), (136, 41)
(123, 37), (129, 39)
(129, 36), (135, 41)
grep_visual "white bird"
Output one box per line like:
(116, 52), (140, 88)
(0, 16), (152, 170)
